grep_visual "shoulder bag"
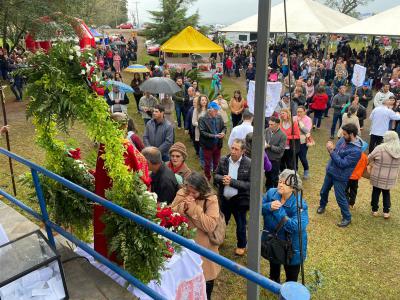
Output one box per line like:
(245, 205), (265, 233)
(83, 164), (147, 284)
(203, 200), (226, 246)
(261, 216), (293, 265)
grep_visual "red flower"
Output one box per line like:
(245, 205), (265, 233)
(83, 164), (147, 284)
(68, 148), (81, 160)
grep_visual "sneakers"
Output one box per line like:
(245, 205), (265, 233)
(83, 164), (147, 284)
(317, 207), (326, 214)
(372, 211), (379, 217)
(337, 219), (351, 227)
(383, 213), (390, 219)
(235, 248), (246, 256)
(303, 170), (310, 180)
(330, 136), (335, 140)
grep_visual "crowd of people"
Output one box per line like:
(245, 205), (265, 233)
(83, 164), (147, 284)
(1, 35), (400, 299)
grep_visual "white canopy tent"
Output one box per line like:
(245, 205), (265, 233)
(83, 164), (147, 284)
(220, 0), (357, 34)
(336, 5), (400, 36)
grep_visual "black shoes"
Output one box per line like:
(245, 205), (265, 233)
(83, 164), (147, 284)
(317, 207), (326, 214)
(337, 219), (351, 228)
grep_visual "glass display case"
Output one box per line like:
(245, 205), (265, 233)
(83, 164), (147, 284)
(0, 230), (69, 300)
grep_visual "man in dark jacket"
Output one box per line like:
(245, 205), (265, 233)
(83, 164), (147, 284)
(142, 147), (179, 204)
(245, 63), (255, 91)
(198, 102), (227, 180)
(214, 139), (251, 256)
(317, 123), (362, 227)
(356, 82), (373, 109)
(265, 116), (287, 190)
(172, 77), (186, 128)
(143, 104), (174, 161)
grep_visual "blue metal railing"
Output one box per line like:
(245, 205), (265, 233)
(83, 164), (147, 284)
(0, 147), (310, 300)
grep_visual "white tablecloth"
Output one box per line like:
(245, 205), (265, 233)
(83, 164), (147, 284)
(75, 243), (207, 300)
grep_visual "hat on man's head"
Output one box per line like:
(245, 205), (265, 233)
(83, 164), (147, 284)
(282, 93), (290, 98)
(208, 102), (221, 110)
(362, 81), (369, 87)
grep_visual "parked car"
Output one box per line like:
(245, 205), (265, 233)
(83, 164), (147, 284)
(117, 23), (133, 29)
(145, 39), (156, 48)
(147, 44), (160, 56)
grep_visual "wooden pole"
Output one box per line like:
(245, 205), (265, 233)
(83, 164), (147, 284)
(0, 85), (17, 196)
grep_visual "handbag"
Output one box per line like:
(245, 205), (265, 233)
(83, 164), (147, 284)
(306, 135), (315, 147)
(203, 200), (226, 246)
(261, 217), (293, 265)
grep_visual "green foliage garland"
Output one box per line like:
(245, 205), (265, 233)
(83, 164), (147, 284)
(20, 43), (168, 283)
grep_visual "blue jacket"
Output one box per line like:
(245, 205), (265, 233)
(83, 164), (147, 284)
(326, 137), (362, 182)
(262, 188), (308, 266)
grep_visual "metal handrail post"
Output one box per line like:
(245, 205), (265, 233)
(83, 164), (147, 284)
(31, 169), (56, 248)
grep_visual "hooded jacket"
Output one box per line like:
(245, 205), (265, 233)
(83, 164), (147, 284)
(326, 137), (362, 182)
(368, 140), (400, 190)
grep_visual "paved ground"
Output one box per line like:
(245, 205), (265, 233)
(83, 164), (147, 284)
(0, 199), (136, 300)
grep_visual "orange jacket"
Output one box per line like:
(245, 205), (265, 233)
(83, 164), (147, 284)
(350, 152), (368, 180)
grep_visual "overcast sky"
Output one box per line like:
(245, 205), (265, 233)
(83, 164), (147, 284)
(127, 0), (400, 26)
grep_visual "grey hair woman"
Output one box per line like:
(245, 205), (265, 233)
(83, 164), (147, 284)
(261, 169), (308, 283)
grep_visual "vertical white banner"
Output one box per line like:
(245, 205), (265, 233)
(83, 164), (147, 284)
(351, 64), (367, 87)
(247, 80), (282, 117)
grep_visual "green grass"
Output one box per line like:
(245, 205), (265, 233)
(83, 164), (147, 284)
(1, 38), (400, 299)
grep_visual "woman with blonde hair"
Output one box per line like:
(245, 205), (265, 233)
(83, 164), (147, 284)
(369, 131), (400, 219)
(192, 95), (209, 167)
(337, 106), (360, 138)
(279, 108), (300, 171)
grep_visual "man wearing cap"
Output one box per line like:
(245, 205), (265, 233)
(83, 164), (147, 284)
(143, 104), (174, 162)
(356, 82), (373, 109)
(198, 102), (227, 181)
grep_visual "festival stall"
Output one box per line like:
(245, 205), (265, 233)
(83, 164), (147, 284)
(160, 26), (224, 78)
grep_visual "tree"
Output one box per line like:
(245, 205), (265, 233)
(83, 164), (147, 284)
(324, 0), (372, 17)
(143, 0), (199, 44)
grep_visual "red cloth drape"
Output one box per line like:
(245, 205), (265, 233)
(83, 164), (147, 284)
(93, 141), (151, 262)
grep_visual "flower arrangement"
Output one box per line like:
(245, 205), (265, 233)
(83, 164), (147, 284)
(156, 205), (196, 257)
(18, 42), (177, 284)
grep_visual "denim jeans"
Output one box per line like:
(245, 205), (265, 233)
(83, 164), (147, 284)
(313, 110), (324, 128)
(297, 143), (309, 171)
(174, 101), (185, 128)
(320, 173), (351, 221)
(221, 199), (247, 248)
(330, 113), (342, 137)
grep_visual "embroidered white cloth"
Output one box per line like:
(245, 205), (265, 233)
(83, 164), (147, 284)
(247, 81), (282, 117)
(75, 243), (206, 300)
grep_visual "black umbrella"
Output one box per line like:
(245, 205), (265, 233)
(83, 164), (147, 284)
(139, 77), (181, 94)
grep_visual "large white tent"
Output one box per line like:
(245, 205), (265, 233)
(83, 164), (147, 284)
(336, 5), (400, 36)
(220, 0), (357, 34)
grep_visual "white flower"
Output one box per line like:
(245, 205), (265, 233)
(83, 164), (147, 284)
(80, 69), (86, 75)
(75, 50), (81, 58)
(68, 55), (74, 61)
(177, 226), (181, 231)
(73, 45), (81, 52)
(69, 49), (73, 54)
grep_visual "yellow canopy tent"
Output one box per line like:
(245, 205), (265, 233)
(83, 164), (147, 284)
(160, 26), (223, 53)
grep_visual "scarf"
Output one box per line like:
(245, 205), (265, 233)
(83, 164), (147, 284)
(167, 161), (185, 174)
(376, 131), (400, 159)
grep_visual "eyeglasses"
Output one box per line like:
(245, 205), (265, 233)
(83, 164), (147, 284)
(171, 155), (182, 158)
